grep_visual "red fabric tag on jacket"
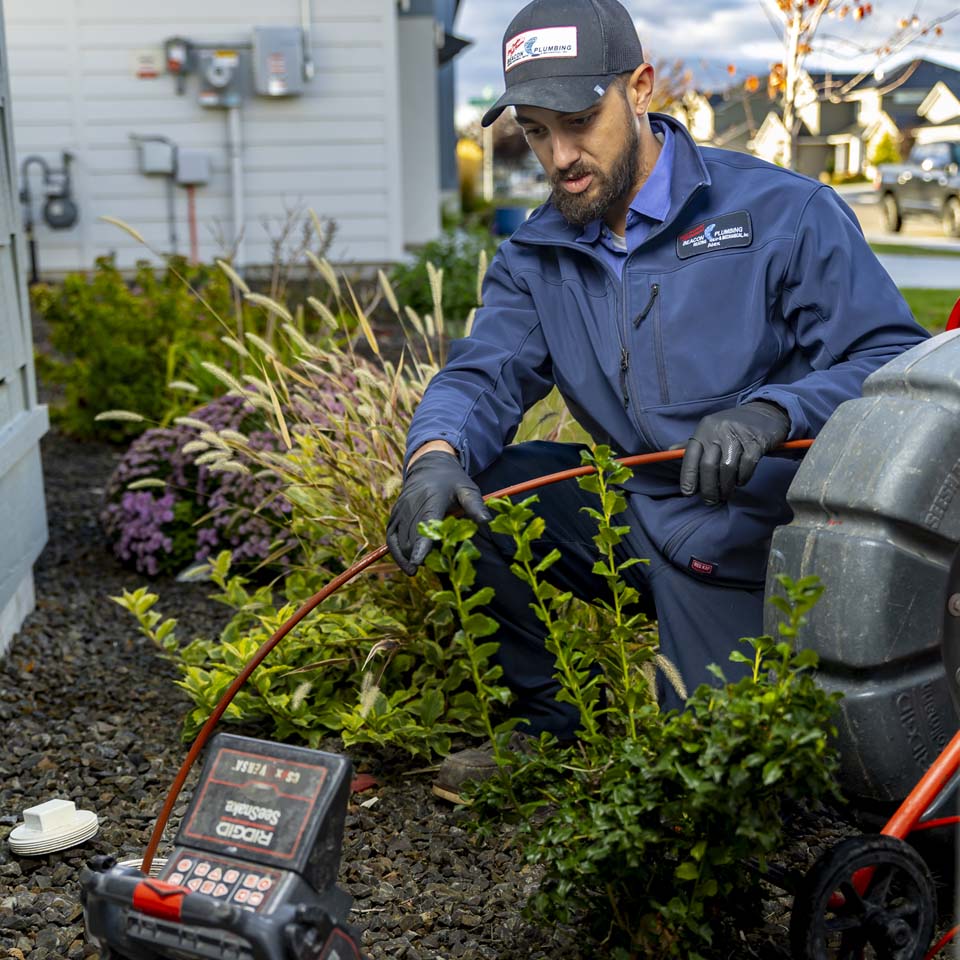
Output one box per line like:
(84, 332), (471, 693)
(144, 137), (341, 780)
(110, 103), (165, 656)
(689, 557), (717, 576)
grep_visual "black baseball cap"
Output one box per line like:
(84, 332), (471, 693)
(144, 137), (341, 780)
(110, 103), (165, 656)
(481, 0), (645, 127)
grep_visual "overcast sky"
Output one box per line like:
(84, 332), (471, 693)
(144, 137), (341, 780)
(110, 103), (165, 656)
(454, 0), (960, 117)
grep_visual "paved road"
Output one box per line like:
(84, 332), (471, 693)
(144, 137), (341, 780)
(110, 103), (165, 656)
(873, 253), (960, 289)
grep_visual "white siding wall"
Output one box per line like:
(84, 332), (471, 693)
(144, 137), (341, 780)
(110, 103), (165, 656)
(0, 0), (48, 656)
(4, 0), (407, 271)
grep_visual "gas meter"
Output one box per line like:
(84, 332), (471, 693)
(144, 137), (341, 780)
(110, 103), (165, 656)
(80, 734), (364, 960)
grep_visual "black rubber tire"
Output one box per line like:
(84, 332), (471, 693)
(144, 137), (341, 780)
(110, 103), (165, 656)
(883, 193), (903, 233)
(942, 196), (960, 239)
(789, 834), (937, 960)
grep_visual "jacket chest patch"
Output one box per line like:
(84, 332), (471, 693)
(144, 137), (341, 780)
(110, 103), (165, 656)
(676, 210), (753, 260)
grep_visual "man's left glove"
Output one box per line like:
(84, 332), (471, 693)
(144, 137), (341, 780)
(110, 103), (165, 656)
(679, 401), (790, 505)
(387, 451), (492, 576)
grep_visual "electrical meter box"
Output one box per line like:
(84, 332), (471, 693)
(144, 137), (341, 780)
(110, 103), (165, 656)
(198, 49), (244, 108)
(137, 140), (175, 176)
(176, 150), (212, 187)
(252, 27), (305, 97)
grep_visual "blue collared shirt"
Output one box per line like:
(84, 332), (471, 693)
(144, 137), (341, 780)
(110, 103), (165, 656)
(575, 120), (674, 278)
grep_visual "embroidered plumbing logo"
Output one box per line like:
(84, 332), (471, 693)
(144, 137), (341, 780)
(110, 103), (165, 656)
(677, 211), (753, 259)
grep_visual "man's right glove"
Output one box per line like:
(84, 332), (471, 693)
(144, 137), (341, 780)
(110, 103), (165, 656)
(386, 451), (492, 576)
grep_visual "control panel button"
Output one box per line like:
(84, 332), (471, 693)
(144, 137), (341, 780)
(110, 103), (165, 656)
(242, 874), (259, 889)
(257, 876), (273, 892)
(177, 859), (193, 873)
(195, 863), (210, 878)
(200, 880), (215, 895)
(208, 868), (223, 882)
(249, 891), (264, 907)
(235, 888), (249, 903)
(224, 870), (240, 884)
(169, 873), (184, 886)
(214, 884), (229, 898)
(187, 878), (202, 892)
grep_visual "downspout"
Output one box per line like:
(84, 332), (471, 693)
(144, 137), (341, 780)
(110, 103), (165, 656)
(300, 0), (315, 81)
(227, 104), (246, 268)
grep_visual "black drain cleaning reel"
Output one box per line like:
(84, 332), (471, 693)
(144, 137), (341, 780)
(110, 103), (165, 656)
(80, 734), (364, 960)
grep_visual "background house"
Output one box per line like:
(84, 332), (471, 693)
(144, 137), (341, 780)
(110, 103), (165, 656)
(673, 58), (960, 179)
(0, 1), (48, 655)
(4, 0), (468, 275)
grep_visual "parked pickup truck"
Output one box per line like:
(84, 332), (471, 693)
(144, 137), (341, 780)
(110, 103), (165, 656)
(873, 140), (960, 237)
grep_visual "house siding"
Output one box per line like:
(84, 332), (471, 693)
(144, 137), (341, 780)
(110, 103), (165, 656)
(0, 0), (49, 657)
(4, 0), (407, 271)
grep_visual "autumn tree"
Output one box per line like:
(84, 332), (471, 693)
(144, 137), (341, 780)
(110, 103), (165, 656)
(761, 0), (956, 169)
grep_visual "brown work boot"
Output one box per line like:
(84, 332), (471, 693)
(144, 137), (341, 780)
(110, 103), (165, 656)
(432, 732), (533, 804)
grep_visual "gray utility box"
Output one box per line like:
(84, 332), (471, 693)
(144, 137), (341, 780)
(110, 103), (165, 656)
(766, 330), (960, 802)
(198, 49), (244, 108)
(175, 150), (211, 187)
(252, 27), (305, 97)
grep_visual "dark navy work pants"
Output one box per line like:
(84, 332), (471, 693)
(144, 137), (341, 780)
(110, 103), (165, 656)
(470, 441), (764, 738)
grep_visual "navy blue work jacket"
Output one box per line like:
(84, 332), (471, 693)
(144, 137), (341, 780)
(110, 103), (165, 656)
(406, 113), (929, 586)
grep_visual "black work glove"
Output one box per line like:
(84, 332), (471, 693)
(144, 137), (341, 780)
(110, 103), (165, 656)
(679, 401), (790, 505)
(386, 451), (492, 576)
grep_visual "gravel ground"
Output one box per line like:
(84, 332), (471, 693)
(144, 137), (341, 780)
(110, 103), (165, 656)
(0, 429), (954, 959)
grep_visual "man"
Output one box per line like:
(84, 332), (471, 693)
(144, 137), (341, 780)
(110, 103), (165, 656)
(387, 0), (928, 798)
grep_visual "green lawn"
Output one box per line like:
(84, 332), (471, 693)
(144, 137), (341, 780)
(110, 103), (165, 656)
(871, 243), (960, 258)
(900, 288), (960, 332)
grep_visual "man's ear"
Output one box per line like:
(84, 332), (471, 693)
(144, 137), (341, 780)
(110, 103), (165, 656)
(626, 63), (656, 117)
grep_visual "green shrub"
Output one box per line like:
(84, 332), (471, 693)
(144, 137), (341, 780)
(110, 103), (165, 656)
(869, 131), (902, 168)
(33, 254), (338, 442)
(388, 227), (499, 331)
(435, 451), (842, 959)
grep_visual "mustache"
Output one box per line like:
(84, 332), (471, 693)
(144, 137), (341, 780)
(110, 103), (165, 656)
(550, 163), (597, 186)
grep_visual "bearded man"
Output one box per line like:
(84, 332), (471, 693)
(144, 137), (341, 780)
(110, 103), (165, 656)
(386, 0), (928, 801)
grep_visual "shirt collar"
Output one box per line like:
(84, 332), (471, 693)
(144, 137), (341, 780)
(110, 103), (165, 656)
(575, 119), (674, 245)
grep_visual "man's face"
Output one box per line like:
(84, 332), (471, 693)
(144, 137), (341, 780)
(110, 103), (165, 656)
(516, 84), (641, 227)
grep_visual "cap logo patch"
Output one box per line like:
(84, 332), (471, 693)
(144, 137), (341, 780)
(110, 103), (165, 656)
(505, 27), (578, 72)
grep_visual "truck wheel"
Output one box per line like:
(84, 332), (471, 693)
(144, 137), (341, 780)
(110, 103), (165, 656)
(942, 196), (960, 238)
(882, 193), (902, 233)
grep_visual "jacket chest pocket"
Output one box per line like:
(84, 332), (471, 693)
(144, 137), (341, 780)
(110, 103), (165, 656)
(640, 256), (783, 407)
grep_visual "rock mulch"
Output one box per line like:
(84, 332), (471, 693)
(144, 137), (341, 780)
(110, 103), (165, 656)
(0, 429), (952, 959)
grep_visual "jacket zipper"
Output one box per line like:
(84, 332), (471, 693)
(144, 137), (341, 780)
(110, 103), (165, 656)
(649, 283), (670, 404)
(619, 347), (630, 408)
(634, 283), (659, 327)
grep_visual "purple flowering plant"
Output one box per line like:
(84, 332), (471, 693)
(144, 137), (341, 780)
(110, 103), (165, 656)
(101, 393), (300, 577)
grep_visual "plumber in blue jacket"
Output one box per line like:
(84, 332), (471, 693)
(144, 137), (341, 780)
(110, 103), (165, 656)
(387, 0), (929, 755)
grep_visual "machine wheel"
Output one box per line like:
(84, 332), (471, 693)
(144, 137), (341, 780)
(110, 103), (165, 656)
(942, 196), (960, 238)
(882, 193), (903, 233)
(789, 834), (937, 960)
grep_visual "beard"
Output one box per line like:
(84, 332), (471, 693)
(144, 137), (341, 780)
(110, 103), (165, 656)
(549, 111), (642, 227)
